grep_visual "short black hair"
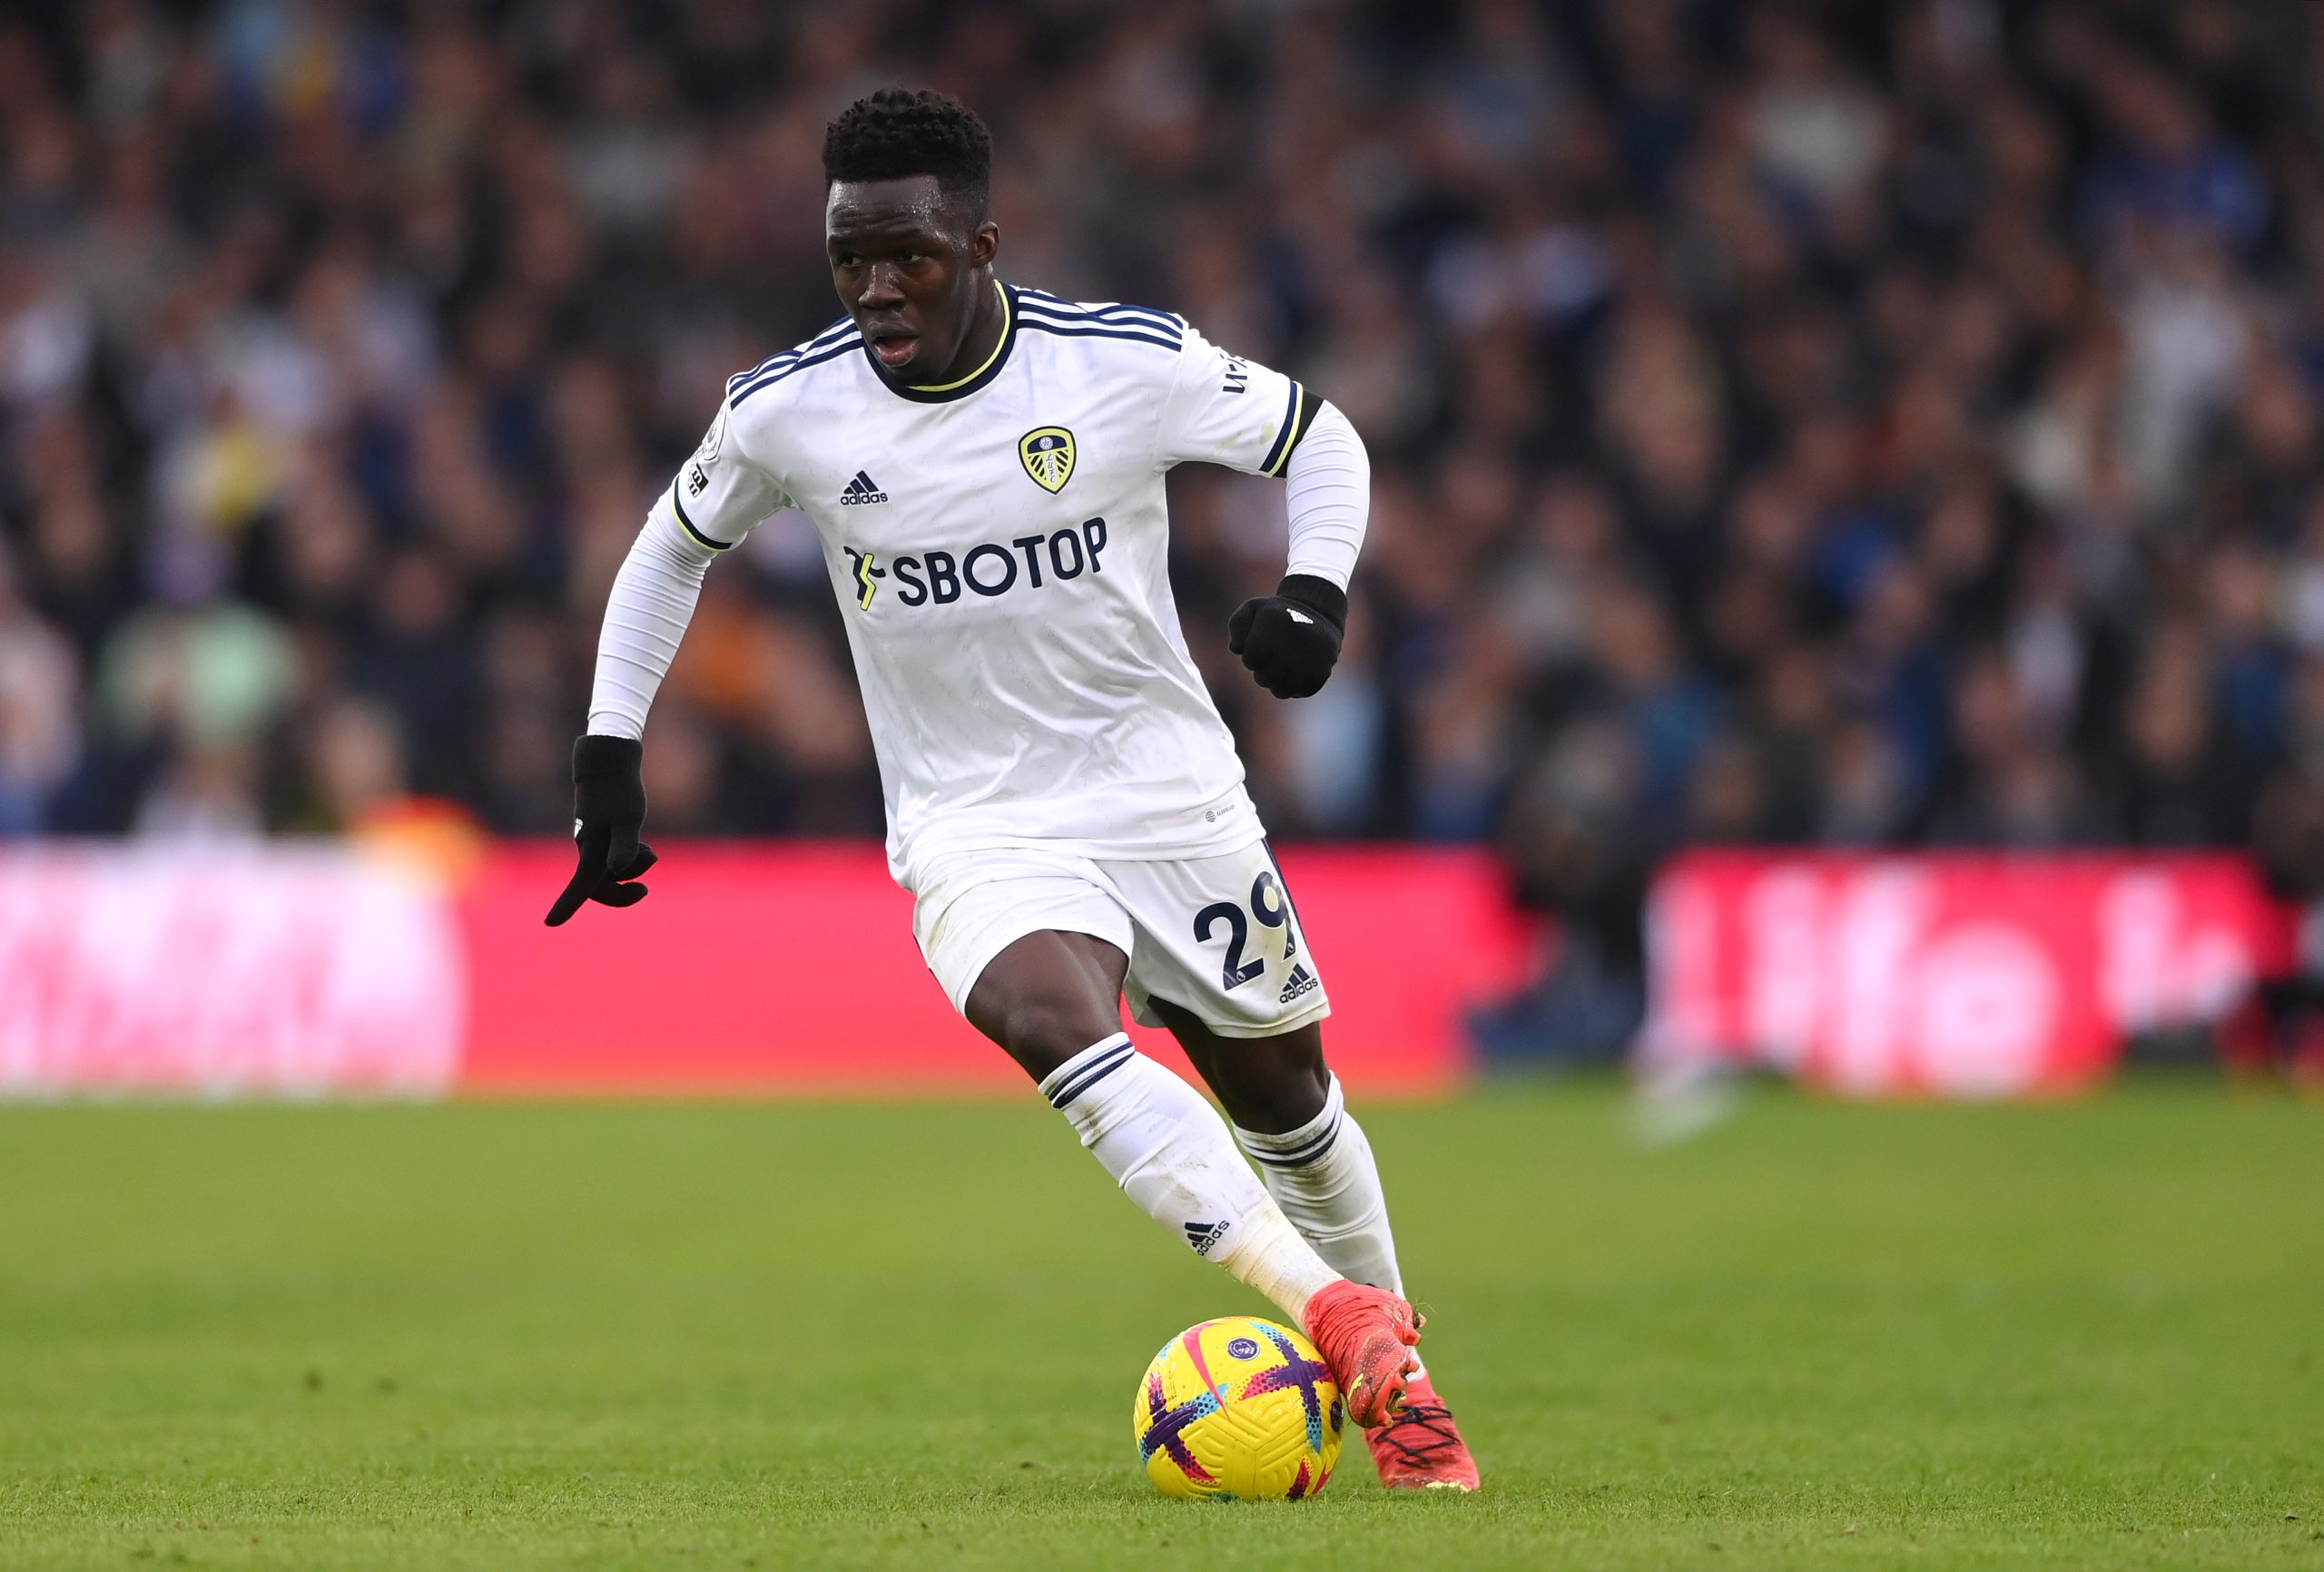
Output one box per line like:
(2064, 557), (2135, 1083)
(822, 88), (992, 216)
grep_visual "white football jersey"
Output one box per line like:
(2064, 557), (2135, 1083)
(654, 280), (1322, 886)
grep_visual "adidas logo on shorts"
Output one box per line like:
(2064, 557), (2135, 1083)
(1183, 1219), (1231, 1256)
(839, 469), (889, 506)
(1279, 963), (1318, 1005)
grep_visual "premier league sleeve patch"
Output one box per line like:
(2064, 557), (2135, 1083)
(694, 404), (728, 467)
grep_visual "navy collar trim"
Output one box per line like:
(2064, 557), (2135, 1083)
(866, 280), (1019, 405)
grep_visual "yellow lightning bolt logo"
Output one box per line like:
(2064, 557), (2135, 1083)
(851, 549), (878, 609)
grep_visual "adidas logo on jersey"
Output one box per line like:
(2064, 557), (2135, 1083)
(839, 470), (889, 506)
(1279, 963), (1318, 1005)
(1183, 1220), (1231, 1256)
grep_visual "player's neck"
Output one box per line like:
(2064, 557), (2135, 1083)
(911, 275), (1006, 390)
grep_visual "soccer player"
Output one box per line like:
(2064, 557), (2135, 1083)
(548, 88), (1478, 1491)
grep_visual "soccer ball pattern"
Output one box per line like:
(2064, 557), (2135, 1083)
(1132, 1315), (1343, 1500)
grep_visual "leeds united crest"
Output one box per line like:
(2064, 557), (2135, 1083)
(1019, 427), (1075, 494)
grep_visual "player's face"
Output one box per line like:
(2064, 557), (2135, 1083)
(825, 175), (999, 381)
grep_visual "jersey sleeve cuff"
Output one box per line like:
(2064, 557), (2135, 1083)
(668, 485), (734, 552)
(1261, 382), (1322, 477)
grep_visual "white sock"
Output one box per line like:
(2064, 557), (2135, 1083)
(1042, 1034), (1340, 1323)
(1234, 1074), (1404, 1296)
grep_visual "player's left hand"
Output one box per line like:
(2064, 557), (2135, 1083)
(1227, 575), (1346, 699)
(545, 734), (658, 926)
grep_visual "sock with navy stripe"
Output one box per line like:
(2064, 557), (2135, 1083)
(1040, 1034), (1340, 1322)
(1233, 1074), (1403, 1296)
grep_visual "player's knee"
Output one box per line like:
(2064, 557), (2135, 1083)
(1213, 1039), (1330, 1132)
(993, 995), (1121, 1077)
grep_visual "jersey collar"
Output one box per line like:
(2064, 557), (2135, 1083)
(868, 279), (1018, 405)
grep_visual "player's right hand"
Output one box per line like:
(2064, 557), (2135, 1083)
(545, 734), (657, 926)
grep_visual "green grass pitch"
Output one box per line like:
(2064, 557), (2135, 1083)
(1, 1081), (2319, 1570)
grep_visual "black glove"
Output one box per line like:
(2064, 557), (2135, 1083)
(1227, 574), (1347, 699)
(545, 735), (658, 926)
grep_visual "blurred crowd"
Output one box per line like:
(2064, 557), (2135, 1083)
(7, 0), (2324, 921)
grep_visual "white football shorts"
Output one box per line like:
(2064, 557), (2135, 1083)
(909, 838), (1330, 1038)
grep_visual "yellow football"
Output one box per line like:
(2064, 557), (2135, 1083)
(1131, 1315), (1343, 1500)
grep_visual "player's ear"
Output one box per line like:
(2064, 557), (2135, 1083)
(970, 220), (1000, 270)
